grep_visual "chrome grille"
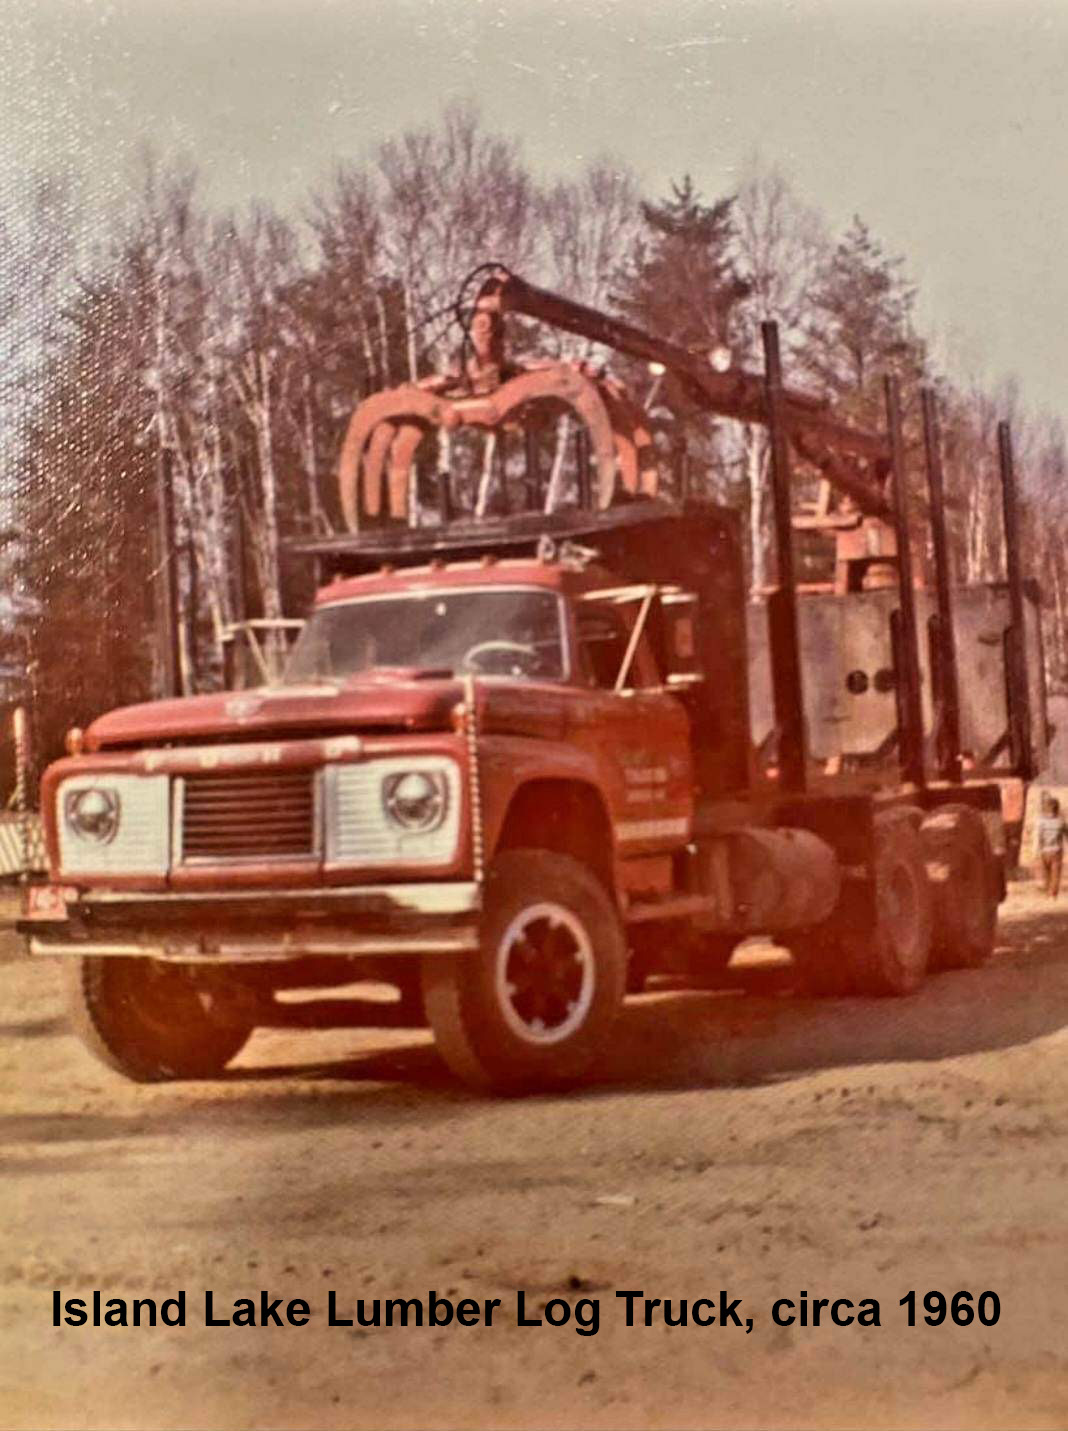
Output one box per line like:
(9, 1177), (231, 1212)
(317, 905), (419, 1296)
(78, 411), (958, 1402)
(179, 769), (318, 862)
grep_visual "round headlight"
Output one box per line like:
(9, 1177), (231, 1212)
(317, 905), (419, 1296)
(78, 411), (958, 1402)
(382, 770), (447, 831)
(64, 787), (120, 844)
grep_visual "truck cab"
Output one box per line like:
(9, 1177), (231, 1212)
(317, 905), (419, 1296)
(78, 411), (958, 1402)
(23, 510), (727, 1090)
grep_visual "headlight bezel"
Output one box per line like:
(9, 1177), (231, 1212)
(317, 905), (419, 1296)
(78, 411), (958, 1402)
(325, 756), (462, 868)
(55, 773), (171, 877)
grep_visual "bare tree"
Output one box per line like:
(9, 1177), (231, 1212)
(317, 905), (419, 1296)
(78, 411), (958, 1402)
(536, 158), (641, 359)
(377, 103), (535, 380)
(213, 207), (301, 667)
(729, 163), (829, 595)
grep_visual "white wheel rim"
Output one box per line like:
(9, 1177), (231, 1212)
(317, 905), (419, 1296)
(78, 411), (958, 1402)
(494, 901), (596, 1046)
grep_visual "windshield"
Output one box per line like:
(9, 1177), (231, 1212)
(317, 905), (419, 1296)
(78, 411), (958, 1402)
(280, 587), (567, 685)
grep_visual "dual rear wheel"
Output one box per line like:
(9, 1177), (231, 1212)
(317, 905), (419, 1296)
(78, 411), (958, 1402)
(792, 805), (999, 997)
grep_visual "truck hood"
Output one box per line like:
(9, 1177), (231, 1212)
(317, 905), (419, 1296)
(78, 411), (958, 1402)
(86, 671), (466, 750)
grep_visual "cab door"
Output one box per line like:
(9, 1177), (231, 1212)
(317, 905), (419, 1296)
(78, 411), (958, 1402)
(572, 588), (693, 856)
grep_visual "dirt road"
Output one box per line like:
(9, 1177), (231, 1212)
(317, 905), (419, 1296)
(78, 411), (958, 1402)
(3, 886), (1068, 1430)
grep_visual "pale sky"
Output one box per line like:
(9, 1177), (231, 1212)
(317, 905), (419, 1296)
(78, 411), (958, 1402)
(4, 0), (1068, 419)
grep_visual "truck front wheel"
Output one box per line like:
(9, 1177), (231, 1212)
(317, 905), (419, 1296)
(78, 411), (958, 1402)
(65, 957), (253, 1082)
(422, 850), (626, 1093)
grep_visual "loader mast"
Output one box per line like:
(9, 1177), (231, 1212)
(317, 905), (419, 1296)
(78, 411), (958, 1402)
(477, 266), (1037, 790)
(312, 265), (1041, 794)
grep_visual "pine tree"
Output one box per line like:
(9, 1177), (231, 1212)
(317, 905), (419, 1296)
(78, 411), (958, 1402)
(617, 175), (749, 354)
(613, 177), (750, 505)
(807, 216), (927, 426)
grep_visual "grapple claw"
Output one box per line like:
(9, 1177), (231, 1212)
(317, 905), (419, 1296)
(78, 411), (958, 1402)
(336, 360), (663, 530)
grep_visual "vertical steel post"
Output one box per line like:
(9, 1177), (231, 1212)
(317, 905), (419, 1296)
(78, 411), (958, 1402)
(997, 420), (1034, 779)
(155, 445), (182, 699)
(762, 321), (806, 792)
(436, 470), (454, 523)
(575, 423), (592, 509)
(224, 471), (250, 689)
(884, 376), (926, 788)
(673, 430), (689, 501)
(921, 389), (962, 782)
(184, 527), (199, 694)
(231, 473), (249, 627)
(13, 705), (29, 884)
(524, 423), (540, 510)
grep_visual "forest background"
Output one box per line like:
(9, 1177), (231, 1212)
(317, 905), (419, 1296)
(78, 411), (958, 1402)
(3, 103), (1067, 774)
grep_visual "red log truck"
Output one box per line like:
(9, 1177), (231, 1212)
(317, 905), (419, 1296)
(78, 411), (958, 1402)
(20, 269), (1044, 1092)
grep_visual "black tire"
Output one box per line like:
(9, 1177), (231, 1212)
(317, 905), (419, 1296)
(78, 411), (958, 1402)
(65, 957), (253, 1082)
(921, 804), (999, 970)
(792, 926), (855, 997)
(422, 850), (626, 1093)
(625, 952), (651, 995)
(624, 922), (666, 994)
(794, 811), (932, 997)
(390, 959), (429, 1027)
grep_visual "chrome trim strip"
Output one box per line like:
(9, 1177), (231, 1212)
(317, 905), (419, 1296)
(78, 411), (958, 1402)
(463, 673), (485, 885)
(172, 774), (185, 866)
(29, 927), (478, 962)
(75, 881), (481, 914)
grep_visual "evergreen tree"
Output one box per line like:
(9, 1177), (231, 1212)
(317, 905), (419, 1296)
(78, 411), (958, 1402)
(807, 215), (927, 426)
(617, 175), (749, 354)
(614, 177), (750, 504)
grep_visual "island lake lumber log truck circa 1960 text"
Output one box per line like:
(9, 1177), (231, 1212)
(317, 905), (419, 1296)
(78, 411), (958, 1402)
(19, 266), (1048, 1092)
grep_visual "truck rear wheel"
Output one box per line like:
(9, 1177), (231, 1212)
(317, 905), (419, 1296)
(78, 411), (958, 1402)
(795, 812), (932, 997)
(921, 804), (998, 970)
(422, 850), (626, 1093)
(65, 957), (253, 1082)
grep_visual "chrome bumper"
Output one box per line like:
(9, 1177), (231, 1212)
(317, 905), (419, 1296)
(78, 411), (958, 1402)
(21, 881), (481, 963)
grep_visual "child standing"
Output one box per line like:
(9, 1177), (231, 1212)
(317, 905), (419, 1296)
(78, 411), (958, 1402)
(1037, 794), (1068, 899)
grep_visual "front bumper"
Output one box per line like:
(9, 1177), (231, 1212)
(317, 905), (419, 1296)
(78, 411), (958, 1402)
(19, 881), (481, 963)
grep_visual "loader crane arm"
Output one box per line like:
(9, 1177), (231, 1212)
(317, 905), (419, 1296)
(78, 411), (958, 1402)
(336, 264), (894, 531)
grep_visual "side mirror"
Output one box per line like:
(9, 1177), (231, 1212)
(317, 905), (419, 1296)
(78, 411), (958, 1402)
(660, 590), (703, 688)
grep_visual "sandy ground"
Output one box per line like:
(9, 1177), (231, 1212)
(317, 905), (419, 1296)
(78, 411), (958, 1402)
(2, 886), (1068, 1430)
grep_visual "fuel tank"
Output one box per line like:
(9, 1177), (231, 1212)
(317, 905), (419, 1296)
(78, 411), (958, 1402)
(693, 826), (841, 934)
